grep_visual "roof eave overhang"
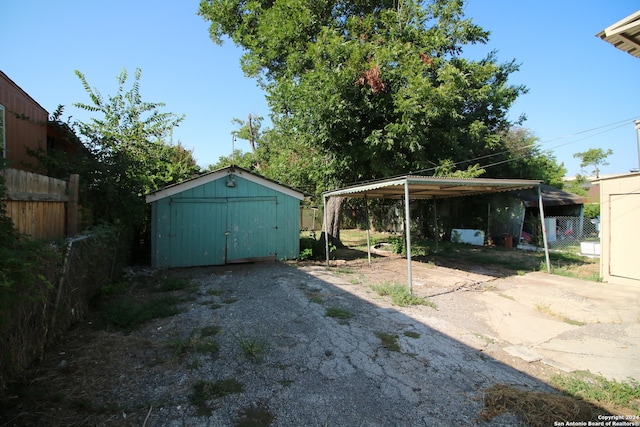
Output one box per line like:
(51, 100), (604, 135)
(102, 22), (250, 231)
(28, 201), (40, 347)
(596, 10), (640, 58)
(146, 165), (305, 203)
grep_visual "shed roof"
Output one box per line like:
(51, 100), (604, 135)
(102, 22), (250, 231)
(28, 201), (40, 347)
(596, 10), (640, 58)
(511, 184), (588, 208)
(322, 175), (541, 199)
(145, 165), (305, 203)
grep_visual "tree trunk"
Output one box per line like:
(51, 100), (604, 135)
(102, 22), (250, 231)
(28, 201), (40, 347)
(322, 196), (346, 247)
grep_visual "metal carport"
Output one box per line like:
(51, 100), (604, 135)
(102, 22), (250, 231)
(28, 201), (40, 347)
(322, 176), (551, 293)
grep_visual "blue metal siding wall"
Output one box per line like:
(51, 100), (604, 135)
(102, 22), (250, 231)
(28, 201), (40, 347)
(150, 173), (300, 268)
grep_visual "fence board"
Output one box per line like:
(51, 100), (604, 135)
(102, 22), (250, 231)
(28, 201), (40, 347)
(1, 169), (76, 240)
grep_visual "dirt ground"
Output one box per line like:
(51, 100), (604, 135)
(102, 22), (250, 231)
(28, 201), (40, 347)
(0, 248), (614, 427)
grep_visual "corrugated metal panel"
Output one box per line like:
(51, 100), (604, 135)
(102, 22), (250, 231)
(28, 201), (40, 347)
(323, 176), (540, 199)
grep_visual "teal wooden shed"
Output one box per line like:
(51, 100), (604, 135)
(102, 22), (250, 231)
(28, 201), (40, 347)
(145, 166), (304, 268)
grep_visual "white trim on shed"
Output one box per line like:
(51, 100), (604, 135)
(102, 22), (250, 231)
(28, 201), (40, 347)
(146, 166), (305, 203)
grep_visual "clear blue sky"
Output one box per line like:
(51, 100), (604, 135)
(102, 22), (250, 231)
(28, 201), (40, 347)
(2, 0), (638, 177)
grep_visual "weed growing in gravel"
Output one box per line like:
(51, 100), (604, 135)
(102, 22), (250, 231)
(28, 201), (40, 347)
(371, 281), (436, 308)
(535, 301), (586, 326)
(234, 403), (275, 427)
(234, 334), (269, 363)
(307, 292), (324, 304)
(498, 293), (516, 301)
(335, 266), (354, 275)
(299, 284), (325, 303)
(166, 328), (220, 359)
(349, 277), (362, 285)
(100, 295), (181, 333)
(325, 307), (354, 320)
(159, 276), (190, 292)
(189, 379), (244, 415)
(403, 331), (420, 339)
(207, 289), (223, 296)
(199, 325), (221, 338)
(375, 332), (400, 352)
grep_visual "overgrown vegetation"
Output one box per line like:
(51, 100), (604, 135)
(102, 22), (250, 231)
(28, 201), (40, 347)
(479, 383), (611, 427)
(371, 281), (436, 308)
(482, 373), (640, 425)
(336, 229), (601, 281)
(98, 295), (180, 333)
(550, 371), (640, 414)
(299, 233), (336, 261)
(0, 166), (57, 315)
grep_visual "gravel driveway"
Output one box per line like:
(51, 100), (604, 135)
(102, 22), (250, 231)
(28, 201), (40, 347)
(2, 261), (563, 426)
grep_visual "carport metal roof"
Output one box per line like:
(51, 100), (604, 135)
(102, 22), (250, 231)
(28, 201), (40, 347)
(323, 175), (542, 199)
(322, 176), (551, 292)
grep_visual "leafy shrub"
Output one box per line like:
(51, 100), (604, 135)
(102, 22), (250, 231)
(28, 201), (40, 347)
(299, 236), (335, 260)
(388, 235), (405, 254)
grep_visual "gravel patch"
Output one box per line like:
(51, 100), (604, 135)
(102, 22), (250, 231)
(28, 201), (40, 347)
(0, 261), (560, 426)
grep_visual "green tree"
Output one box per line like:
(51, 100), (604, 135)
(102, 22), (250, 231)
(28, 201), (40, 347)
(71, 69), (198, 256)
(493, 127), (566, 188)
(573, 148), (613, 179)
(199, 0), (527, 243)
(208, 149), (255, 170)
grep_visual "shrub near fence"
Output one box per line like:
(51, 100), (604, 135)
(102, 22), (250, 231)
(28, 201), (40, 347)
(0, 227), (128, 395)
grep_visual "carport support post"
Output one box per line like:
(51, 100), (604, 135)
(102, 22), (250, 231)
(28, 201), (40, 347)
(538, 185), (551, 274)
(324, 194), (329, 266)
(365, 194), (372, 264)
(404, 181), (413, 295)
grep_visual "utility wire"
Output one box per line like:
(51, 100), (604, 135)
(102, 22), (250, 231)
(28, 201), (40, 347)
(407, 115), (639, 176)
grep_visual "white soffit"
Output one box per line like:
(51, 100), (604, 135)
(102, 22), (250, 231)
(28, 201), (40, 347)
(596, 10), (640, 59)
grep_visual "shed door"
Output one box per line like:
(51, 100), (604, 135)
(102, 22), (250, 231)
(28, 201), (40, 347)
(226, 197), (277, 263)
(170, 199), (227, 267)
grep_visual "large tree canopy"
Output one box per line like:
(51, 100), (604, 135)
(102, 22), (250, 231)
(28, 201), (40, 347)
(200, 0), (546, 241)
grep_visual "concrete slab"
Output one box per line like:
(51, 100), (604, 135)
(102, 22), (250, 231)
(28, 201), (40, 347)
(466, 272), (640, 381)
(504, 345), (543, 362)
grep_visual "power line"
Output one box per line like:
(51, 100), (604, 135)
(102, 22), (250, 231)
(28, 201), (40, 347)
(408, 115), (639, 175)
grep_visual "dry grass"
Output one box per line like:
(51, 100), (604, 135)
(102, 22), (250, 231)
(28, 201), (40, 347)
(479, 383), (611, 426)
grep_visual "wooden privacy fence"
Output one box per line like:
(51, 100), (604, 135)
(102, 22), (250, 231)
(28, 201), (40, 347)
(1, 168), (79, 240)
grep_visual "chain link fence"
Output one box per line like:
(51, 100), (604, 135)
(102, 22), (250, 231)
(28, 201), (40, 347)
(545, 215), (600, 255)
